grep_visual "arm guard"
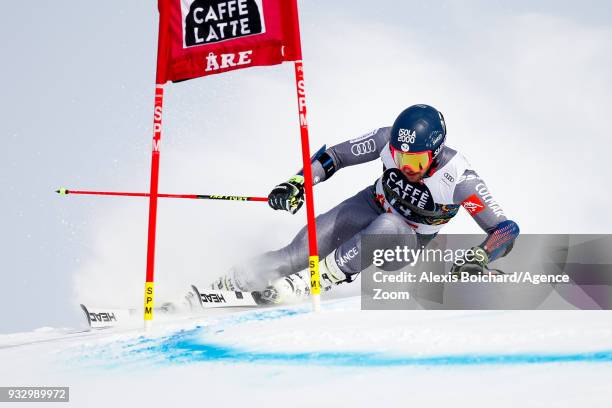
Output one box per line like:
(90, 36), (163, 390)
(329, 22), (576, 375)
(480, 219), (520, 262)
(308, 127), (391, 185)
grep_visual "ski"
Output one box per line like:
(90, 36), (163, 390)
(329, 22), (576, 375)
(80, 286), (259, 329)
(80, 304), (137, 329)
(191, 285), (259, 308)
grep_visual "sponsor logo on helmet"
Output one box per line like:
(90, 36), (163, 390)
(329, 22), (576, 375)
(397, 128), (416, 144)
(433, 144), (443, 158)
(431, 133), (444, 146)
(461, 194), (485, 215)
(400, 143), (410, 152)
(475, 183), (505, 218)
(351, 139), (376, 156)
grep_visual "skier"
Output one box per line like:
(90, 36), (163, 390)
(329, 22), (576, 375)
(210, 104), (520, 304)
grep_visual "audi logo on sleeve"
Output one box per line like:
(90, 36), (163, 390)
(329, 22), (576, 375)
(351, 139), (376, 156)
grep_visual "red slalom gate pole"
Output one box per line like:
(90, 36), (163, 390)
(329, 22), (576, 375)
(144, 0), (171, 330)
(143, 84), (164, 330)
(294, 61), (321, 312)
(292, 5), (321, 312)
(56, 188), (267, 202)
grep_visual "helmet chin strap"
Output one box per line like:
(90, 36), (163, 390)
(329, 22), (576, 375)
(425, 145), (446, 177)
(425, 160), (438, 177)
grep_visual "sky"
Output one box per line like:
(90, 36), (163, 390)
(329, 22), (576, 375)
(1, 0), (611, 333)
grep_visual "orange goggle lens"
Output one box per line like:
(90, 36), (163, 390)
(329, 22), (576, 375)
(390, 147), (433, 173)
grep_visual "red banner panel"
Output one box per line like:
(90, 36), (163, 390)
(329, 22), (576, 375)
(158, 0), (302, 82)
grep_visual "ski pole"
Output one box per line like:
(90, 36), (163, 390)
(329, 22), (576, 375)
(56, 187), (267, 202)
(56, 145), (327, 203)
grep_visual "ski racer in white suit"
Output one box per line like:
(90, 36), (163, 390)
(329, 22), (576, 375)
(210, 104), (520, 304)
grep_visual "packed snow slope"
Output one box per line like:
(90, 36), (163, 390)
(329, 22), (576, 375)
(2, 297), (612, 407)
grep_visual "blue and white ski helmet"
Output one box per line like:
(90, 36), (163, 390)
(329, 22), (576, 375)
(390, 104), (447, 160)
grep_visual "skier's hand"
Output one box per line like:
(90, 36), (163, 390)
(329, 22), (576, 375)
(268, 175), (305, 214)
(450, 246), (489, 276)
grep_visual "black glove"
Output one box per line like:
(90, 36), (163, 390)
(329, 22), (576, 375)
(268, 175), (305, 214)
(450, 246), (490, 276)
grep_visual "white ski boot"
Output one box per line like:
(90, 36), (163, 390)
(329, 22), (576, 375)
(256, 252), (349, 305)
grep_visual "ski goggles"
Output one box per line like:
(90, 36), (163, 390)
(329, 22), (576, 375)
(390, 146), (433, 173)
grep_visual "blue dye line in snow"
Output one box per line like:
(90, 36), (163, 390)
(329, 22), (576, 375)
(80, 305), (612, 368)
(123, 329), (612, 367)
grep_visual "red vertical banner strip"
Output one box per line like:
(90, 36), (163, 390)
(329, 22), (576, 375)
(144, 0), (171, 328)
(280, 0), (302, 62)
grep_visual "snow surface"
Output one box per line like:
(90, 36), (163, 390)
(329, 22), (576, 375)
(2, 297), (612, 407)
